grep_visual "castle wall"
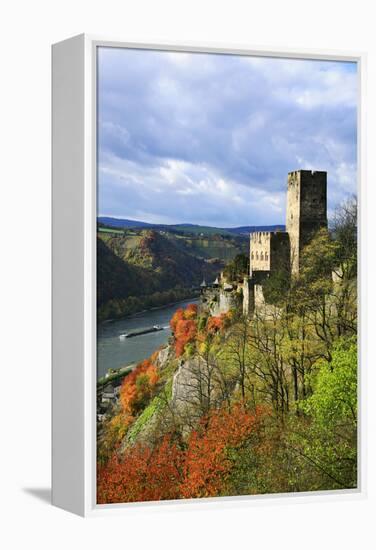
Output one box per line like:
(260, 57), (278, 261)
(250, 231), (290, 275)
(286, 170), (327, 275)
(254, 284), (282, 319)
(219, 290), (238, 314)
(270, 232), (290, 273)
(254, 284), (265, 309)
(286, 171), (301, 275)
(250, 231), (271, 272)
(242, 277), (253, 317)
(200, 286), (239, 317)
(200, 288), (218, 315)
(299, 171), (327, 246)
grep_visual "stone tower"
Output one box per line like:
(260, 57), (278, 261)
(286, 170), (327, 275)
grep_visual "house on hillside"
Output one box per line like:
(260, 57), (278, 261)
(102, 384), (115, 403)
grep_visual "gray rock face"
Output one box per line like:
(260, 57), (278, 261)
(172, 357), (201, 414)
(155, 345), (170, 369)
(171, 355), (222, 427)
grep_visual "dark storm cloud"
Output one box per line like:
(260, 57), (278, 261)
(97, 48), (357, 226)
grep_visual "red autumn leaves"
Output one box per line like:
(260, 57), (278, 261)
(170, 304), (198, 356)
(97, 403), (264, 504)
(169, 303), (230, 356)
(97, 435), (183, 504)
(120, 359), (159, 415)
(181, 403), (261, 498)
(206, 313), (230, 335)
(97, 304), (251, 504)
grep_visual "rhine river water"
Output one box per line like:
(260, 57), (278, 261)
(97, 298), (199, 379)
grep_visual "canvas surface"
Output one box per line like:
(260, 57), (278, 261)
(96, 47), (358, 504)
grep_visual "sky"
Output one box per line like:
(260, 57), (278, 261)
(97, 47), (357, 227)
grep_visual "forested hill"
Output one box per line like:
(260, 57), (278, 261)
(97, 230), (222, 321)
(98, 216), (285, 237)
(97, 199), (358, 503)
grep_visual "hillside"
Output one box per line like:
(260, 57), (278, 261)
(97, 230), (222, 321)
(98, 216), (285, 237)
(99, 225), (248, 261)
(97, 237), (155, 308)
(97, 222), (358, 503)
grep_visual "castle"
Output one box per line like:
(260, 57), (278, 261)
(201, 170), (328, 317)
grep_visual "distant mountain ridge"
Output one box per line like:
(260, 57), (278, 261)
(98, 216), (285, 236)
(97, 230), (222, 321)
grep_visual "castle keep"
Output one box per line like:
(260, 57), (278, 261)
(201, 170), (328, 317)
(285, 170), (327, 275)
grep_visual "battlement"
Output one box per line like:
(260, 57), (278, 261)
(288, 169), (327, 179)
(250, 230), (290, 275)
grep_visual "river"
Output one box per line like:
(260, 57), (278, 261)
(97, 298), (199, 378)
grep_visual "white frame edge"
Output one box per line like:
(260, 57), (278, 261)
(51, 33), (367, 517)
(52, 34), (86, 516)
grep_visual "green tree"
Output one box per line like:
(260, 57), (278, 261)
(331, 195), (357, 280)
(223, 254), (249, 282)
(289, 337), (357, 490)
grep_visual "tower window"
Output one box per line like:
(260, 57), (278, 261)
(291, 213), (293, 220)
(265, 252), (269, 261)
(261, 252), (264, 261)
(256, 252), (259, 260)
(251, 252), (254, 260)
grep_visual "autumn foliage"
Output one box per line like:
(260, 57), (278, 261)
(170, 304), (198, 356)
(169, 305), (233, 356)
(206, 313), (230, 334)
(169, 307), (185, 333)
(174, 320), (197, 356)
(97, 435), (183, 504)
(119, 359), (159, 415)
(97, 403), (264, 504)
(184, 303), (198, 319)
(181, 404), (262, 498)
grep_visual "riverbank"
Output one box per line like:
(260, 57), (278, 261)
(98, 287), (200, 324)
(97, 297), (199, 378)
(97, 363), (136, 387)
(98, 292), (200, 325)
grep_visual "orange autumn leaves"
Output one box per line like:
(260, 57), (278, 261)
(97, 403), (264, 504)
(98, 359), (160, 462)
(97, 435), (183, 504)
(206, 312), (231, 335)
(170, 304), (198, 356)
(181, 404), (261, 498)
(97, 304), (250, 504)
(120, 359), (159, 416)
(170, 303), (231, 356)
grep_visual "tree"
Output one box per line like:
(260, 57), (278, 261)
(331, 195), (357, 280)
(174, 319), (197, 356)
(169, 307), (185, 333)
(289, 337), (357, 490)
(223, 315), (253, 404)
(170, 304), (199, 356)
(247, 308), (291, 416)
(223, 254), (249, 282)
(120, 359), (159, 415)
(97, 435), (184, 504)
(292, 228), (338, 362)
(181, 403), (263, 498)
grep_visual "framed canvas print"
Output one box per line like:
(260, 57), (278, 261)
(52, 35), (366, 516)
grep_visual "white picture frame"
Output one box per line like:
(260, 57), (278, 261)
(52, 34), (366, 517)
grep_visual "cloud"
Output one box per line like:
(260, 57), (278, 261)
(97, 47), (357, 226)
